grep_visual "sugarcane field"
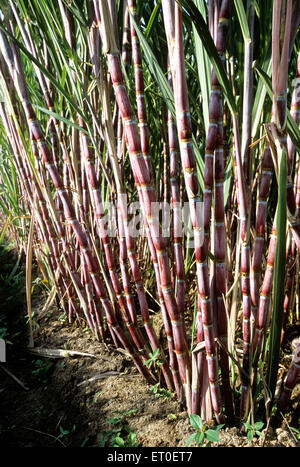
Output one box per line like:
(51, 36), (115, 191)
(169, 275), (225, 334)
(0, 0), (300, 450)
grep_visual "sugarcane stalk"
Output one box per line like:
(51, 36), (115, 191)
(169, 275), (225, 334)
(125, 3), (181, 386)
(209, 0), (234, 421)
(250, 146), (273, 318)
(163, 0), (230, 422)
(93, 12), (175, 390)
(281, 236), (297, 343)
(280, 52), (300, 341)
(6, 6), (88, 322)
(278, 338), (300, 412)
(128, 0), (152, 180)
(0, 24), (157, 385)
(1, 100), (80, 322)
(97, 0), (191, 405)
(167, 66), (186, 316)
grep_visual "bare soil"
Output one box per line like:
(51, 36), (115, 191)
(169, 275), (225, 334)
(0, 262), (299, 448)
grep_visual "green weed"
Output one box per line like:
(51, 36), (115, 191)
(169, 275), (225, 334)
(243, 421), (264, 443)
(149, 382), (171, 399)
(99, 409), (140, 447)
(187, 414), (224, 447)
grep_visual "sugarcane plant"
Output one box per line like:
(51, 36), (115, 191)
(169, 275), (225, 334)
(0, 0), (299, 429)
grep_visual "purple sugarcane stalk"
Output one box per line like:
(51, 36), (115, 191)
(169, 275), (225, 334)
(162, 0), (227, 422)
(97, 0), (192, 406)
(278, 338), (300, 412)
(0, 25), (157, 385)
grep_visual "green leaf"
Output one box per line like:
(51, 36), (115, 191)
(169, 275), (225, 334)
(62, 0), (88, 27)
(216, 424), (225, 431)
(254, 64), (300, 153)
(247, 430), (254, 442)
(189, 414), (203, 430)
(192, 0), (211, 134)
(114, 436), (125, 447)
(181, 0), (237, 115)
(233, 0), (251, 42)
(0, 24), (86, 122)
(195, 431), (205, 445)
(186, 432), (197, 446)
(224, 157), (233, 206)
(251, 43), (271, 138)
(33, 105), (89, 135)
(145, 0), (162, 38)
(127, 431), (137, 444)
(0, 212), (12, 246)
(254, 421), (264, 431)
(205, 429), (220, 443)
(267, 144), (287, 397)
(108, 416), (122, 425)
(167, 413), (177, 420)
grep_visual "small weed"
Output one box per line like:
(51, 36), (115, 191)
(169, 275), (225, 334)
(80, 436), (90, 447)
(34, 405), (44, 415)
(167, 413), (177, 420)
(32, 358), (53, 384)
(243, 421), (264, 443)
(150, 382), (171, 399)
(32, 359), (52, 375)
(54, 424), (76, 446)
(100, 409), (140, 447)
(31, 276), (49, 294)
(25, 310), (36, 326)
(187, 414), (224, 447)
(144, 348), (163, 369)
(93, 391), (103, 403)
(58, 312), (67, 323)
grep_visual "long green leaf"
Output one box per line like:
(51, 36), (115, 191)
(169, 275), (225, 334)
(251, 43), (272, 138)
(0, 212), (12, 246)
(34, 105), (89, 135)
(0, 24), (86, 122)
(233, 0), (251, 42)
(267, 145), (287, 398)
(255, 64), (300, 153)
(192, 0), (211, 135)
(181, 0), (237, 115)
(145, 0), (162, 38)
